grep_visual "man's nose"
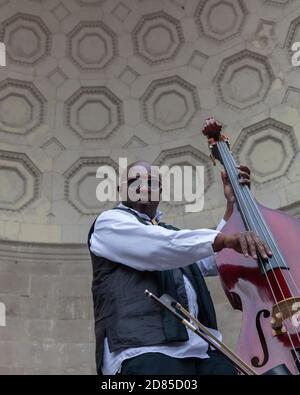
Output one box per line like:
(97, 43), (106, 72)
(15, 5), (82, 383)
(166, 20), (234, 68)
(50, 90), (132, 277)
(140, 183), (150, 193)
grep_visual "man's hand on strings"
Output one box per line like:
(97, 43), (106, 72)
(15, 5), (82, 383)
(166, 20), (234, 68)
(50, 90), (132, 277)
(213, 231), (272, 260)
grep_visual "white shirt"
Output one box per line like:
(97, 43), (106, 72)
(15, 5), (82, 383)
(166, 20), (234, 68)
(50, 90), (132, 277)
(90, 204), (226, 375)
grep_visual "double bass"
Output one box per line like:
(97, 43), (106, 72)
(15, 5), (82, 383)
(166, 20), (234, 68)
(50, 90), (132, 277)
(203, 120), (300, 375)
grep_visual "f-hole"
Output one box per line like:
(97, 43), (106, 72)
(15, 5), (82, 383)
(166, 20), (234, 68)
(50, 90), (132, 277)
(251, 309), (270, 368)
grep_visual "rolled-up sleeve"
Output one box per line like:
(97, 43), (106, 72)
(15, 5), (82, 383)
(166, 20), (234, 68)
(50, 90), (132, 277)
(90, 209), (220, 271)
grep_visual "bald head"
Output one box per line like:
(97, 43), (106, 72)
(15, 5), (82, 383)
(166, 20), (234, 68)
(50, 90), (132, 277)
(128, 160), (151, 171)
(121, 160), (159, 181)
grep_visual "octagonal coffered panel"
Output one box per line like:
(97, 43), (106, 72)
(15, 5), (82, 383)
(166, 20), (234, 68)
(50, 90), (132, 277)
(141, 76), (200, 132)
(132, 11), (184, 65)
(285, 15), (300, 58)
(65, 86), (123, 140)
(233, 119), (298, 184)
(0, 13), (51, 65)
(0, 79), (46, 135)
(154, 146), (213, 209)
(214, 50), (274, 109)
(0, 151), (41, 211)
(265, 0), (294, 5)
(75, 0), (105, 6)
(195, 0), (247, 42)
(64, 157), (118, 215)
(282, 86), (300, 108)
(67, 21), (118, 70)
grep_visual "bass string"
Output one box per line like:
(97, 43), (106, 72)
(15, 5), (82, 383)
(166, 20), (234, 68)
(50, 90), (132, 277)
(218, 141), (300, 364)
(218, 141), (300, 330)
(219, 141), (293, 285)
(243, 183), (300, 344)
(244, 185), (300, 298)
(237, 166), (300, 359)
(239, 197), (300, 367)
(219, 141), (300, 306)
(220, 142), (300, 359)
(217, 141), (300, 366)
(218, 141), (291, 299)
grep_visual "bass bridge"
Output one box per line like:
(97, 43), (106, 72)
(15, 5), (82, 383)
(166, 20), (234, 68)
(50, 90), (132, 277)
(271, 297), (300, 336)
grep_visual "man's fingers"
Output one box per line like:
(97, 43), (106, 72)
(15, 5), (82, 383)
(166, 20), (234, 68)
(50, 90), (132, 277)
(239, 180), (250, 187)
(239, 178), (250, 185)
(264, 242), (273, 257)
(246, 233), (257, 259)
(238, 170), (250, 180)
(235, 232), (273, 260)
(237, 165), (251, 175)
(253, 235), (272, 259)
(239, 179), (251, 187)
(244, 233), (273, 260)
(227, 232), (273, 259)
(239, 233), (249, 257)
(238, 168), (251, 187)
(238, 170), (250, 184)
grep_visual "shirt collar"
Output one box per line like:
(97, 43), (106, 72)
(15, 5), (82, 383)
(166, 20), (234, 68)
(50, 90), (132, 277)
(117, 203), (163, 223)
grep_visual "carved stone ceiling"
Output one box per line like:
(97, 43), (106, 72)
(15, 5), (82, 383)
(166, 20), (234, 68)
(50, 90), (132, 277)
(0, 0), (300, 243)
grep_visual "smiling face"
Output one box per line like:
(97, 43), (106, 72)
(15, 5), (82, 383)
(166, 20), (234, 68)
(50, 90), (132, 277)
(119, 161), (162, 219)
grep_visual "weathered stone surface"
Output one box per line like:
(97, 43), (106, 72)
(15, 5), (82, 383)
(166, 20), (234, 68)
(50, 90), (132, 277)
(0, 0), (300, 375)
(0, 242), (94, 374)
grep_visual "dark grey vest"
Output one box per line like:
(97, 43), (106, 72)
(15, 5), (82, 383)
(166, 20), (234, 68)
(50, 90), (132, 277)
(88, 207), (217, 374)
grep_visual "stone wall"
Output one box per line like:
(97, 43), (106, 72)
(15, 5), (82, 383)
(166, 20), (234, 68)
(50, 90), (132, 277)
(0, 0), (300, 374)
(0, 240), (94, 374)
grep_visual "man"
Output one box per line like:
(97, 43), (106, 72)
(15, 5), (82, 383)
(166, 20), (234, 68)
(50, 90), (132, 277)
(88, 119), (272, 375)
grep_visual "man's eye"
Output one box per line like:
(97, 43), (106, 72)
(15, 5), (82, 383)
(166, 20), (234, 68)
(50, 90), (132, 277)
(128, 178), (137, 185)
(128, 179), (141, 188)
